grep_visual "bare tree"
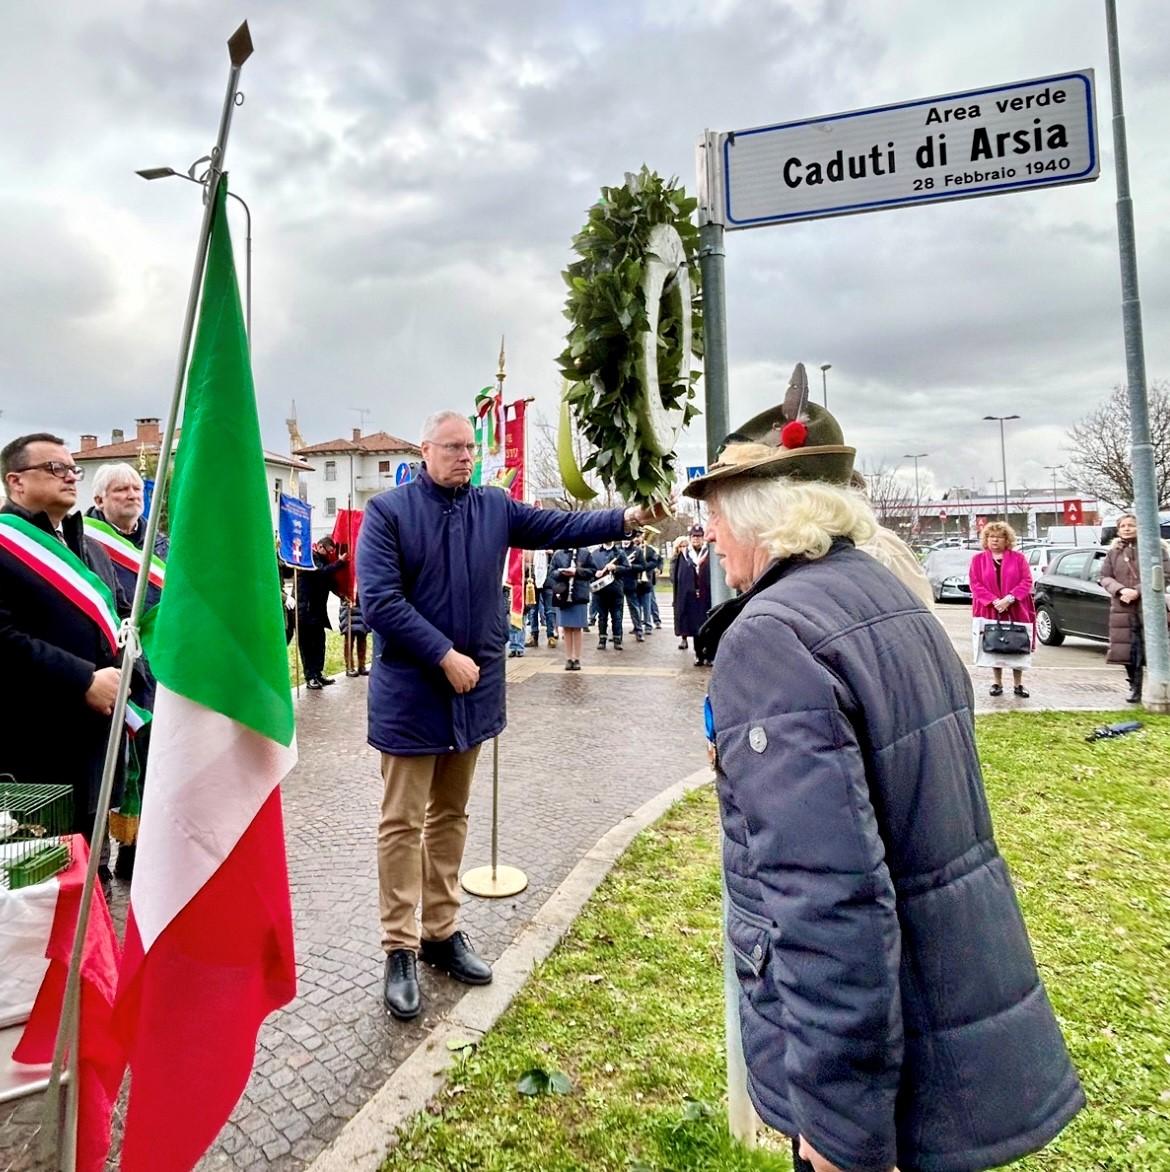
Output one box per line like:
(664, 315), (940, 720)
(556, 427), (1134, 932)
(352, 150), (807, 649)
(859, 459), (914, 529)
(528, 408), (619, 511)
(1065, 382), (1170, 509)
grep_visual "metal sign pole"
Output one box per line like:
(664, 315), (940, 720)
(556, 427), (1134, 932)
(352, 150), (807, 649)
(1104, 0), (1169, 712)
(696, 129), (760, 1148)
(38, 23), (255, 1166)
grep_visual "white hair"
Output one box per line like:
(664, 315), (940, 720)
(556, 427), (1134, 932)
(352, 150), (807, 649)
(420, 411), (472, 443)
(92, 462), (144, 500)
(708, 476), (877, 562)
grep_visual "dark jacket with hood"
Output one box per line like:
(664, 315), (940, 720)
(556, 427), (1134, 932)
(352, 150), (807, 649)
(700, 540), (1083, 1172)
(0, 503), (129, 833)
(358, 469), (626, 755)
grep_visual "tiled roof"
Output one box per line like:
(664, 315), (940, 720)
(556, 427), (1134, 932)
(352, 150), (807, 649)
(74, 435), (311, 470)
(74, 438), (174, 460)
(296, 431), (421, 456)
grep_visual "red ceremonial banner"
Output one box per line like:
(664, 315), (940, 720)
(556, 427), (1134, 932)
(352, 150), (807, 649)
(505, 400), (527, 626)
(331, 509), (363, 600)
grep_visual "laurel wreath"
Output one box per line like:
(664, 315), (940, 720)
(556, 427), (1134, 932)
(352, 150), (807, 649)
(557, 167), (703, 503)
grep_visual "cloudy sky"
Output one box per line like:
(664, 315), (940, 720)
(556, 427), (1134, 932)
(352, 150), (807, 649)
(1, 0), (1166, 504)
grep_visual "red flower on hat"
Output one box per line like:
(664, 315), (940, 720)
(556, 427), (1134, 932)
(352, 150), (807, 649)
(780, 420), (808, 449)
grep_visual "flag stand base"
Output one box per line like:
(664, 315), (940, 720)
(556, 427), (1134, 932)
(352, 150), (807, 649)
(461, 864), (528, 898)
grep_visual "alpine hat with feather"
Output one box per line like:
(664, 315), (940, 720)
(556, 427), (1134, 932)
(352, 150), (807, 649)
(683, 363), (855, 499)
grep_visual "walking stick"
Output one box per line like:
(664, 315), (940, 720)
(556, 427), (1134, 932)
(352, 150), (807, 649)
(460, 736), (527, 898)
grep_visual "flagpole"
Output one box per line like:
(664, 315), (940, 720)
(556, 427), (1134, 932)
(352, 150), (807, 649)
(40, 24), (255, 1165)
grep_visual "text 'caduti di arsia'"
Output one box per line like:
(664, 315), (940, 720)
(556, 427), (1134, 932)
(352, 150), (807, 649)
(780, 85), (1074, 190)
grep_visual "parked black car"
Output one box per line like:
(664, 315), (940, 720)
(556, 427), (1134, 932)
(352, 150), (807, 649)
(1034, 546), (1110, 645)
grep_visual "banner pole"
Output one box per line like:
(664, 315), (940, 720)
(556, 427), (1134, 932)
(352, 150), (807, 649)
(293, 571), (302, 696)
(39, 23), (255, 1164)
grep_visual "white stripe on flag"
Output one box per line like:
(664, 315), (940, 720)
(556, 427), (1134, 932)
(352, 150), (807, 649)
(131, 685), (297, 952)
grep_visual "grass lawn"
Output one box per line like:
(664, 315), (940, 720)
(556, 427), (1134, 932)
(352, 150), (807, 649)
(380, 711), (1170, 1172)
(287, 628), (347, 686)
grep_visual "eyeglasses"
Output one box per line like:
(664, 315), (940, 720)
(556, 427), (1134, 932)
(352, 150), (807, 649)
(428, 442), (478, 455)
(15, 461), (85, 481)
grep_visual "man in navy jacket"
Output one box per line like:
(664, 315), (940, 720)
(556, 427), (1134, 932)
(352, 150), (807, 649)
(358, 409), (666, 1019)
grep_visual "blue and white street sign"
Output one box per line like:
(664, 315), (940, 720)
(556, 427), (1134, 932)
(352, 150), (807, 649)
(710, 70), (1098, 229)
(395, 462), (412, 485)
(686, 466), (706, 482)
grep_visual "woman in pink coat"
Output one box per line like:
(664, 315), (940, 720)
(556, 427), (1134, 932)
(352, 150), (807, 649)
(970, 521), (1036, 698)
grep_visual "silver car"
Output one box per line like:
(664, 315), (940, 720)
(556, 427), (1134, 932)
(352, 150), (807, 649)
(923, 548), (977, 603)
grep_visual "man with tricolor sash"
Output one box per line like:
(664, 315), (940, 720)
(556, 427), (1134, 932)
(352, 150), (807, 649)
(85, 461), (169, 878)
(0, 433), (136, 873)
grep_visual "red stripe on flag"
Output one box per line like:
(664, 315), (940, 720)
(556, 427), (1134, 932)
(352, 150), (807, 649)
(111, 790), (296, 1171)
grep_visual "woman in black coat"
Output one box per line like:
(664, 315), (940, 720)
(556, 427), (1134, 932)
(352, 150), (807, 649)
(685, 382), (1082, 1172)
(671, 524), (712, 663)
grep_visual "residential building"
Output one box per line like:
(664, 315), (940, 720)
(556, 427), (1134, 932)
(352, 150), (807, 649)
(294, 429), (422, 539)
(73, 417), (313, 531)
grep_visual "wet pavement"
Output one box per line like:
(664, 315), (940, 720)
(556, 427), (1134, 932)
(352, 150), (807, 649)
(1, 597), (1134, 1172)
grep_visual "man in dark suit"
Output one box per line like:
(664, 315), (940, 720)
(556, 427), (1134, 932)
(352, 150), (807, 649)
(0, 433), (129, 890)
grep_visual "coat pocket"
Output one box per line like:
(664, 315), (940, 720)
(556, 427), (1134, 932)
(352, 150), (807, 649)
(727, 902), (773, 983)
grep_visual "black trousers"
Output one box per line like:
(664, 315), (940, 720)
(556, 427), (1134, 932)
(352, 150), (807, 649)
(790, 1138), (815, 1172)
(595, 591), (624, 643)
(299, 621), (326, 679)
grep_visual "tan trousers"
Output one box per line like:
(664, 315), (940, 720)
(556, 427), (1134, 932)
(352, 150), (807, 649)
(378, 746), (481, 953)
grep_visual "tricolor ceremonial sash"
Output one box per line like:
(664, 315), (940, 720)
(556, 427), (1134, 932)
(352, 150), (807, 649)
(83, 517), (166, 593)
(0, 514), (150, 735)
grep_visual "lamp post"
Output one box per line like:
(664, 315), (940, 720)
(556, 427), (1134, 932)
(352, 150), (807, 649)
(983, 415), (1020, 522)
(137, 162), (252, 342)
(1043, 464), (1062, 532)
(904, 453), (928, 532)
(819, 363), (832, 408)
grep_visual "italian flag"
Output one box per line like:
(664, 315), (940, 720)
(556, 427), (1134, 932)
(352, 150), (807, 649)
(110, 181), (298, 1171)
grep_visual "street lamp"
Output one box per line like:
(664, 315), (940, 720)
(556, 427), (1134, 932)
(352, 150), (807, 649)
(904, 453), (928, 532)
(983, 415), (1020, 522)
(137, 161), (253, 343)
(819, 363), (832, 408)
(1043, 464), (1062, 532)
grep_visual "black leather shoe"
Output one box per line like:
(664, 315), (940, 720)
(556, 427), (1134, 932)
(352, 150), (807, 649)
(383, 950), (421, 1020)
(1127, 689), (1142, 704)
(317, 674), (336, 686)
(420, 931), (493, 985)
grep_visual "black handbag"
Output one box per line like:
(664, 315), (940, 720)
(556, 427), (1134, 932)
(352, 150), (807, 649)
(981, 620), (1031, 655)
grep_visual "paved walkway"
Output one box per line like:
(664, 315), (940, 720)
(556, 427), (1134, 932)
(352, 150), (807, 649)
(1, 599), (1131, 1172)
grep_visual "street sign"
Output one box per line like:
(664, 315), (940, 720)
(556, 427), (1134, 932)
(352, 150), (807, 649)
(686, 466), (706, 481)
(712, 70), (1098, 229)
(939, 509), (948, 520)
(395, 462), (412, 485)
(975, 515), (989, 533)
(1063, 498), (1083, 524)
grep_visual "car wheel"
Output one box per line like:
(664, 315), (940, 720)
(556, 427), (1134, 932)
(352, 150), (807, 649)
(1036, 605), (1064, 646)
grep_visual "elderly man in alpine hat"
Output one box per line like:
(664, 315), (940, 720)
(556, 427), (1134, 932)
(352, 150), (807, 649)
(685, 366), (1082, 1172)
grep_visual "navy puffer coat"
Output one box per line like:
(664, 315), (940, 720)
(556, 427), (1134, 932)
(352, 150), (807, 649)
(358, 470), (626, 755)
(702, 541), (1082, 1172)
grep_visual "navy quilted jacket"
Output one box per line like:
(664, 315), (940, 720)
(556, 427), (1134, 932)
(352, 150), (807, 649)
(703, 541), (1083, 1172)
(358, 469), (626, 755)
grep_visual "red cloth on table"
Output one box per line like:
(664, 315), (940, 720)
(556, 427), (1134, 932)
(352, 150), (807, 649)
(13, 836), (122, 1172)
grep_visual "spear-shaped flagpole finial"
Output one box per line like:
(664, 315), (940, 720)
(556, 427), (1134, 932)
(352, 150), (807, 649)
(497, 335), (506, 386)
(228, 21), (254, 66)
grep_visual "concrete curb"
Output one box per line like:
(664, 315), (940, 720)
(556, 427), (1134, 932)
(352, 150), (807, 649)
(305, 765), (716, 1172)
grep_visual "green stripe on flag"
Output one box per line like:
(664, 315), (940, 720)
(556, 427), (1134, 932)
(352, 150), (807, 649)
(142, 180), (295, 747)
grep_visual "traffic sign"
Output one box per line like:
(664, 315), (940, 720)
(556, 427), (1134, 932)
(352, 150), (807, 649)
(686, 466), (706, 481)
(939, 509), (948, 520)
(711, 70), (1098, 229)
(1063, 498), (1083, 525)
(395, 462), (412, 485)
